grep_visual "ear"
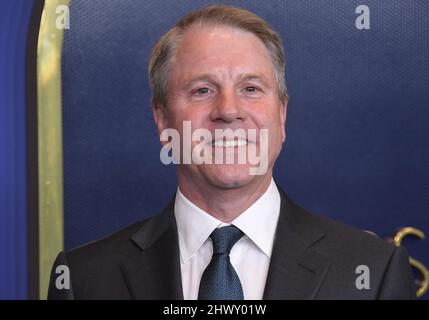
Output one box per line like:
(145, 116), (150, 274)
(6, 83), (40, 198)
(152, 103), (169, 144)
(280, 96), (288, 143)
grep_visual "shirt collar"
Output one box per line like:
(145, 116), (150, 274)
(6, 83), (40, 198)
(174, 179), (281, 263)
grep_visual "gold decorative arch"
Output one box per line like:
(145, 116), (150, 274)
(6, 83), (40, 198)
(37, 0), (70, 299)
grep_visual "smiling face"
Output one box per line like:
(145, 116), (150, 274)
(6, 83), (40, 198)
(153, 24), (287, 195)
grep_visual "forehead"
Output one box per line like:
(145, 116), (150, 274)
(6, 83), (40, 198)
(169, 24), (275, 81)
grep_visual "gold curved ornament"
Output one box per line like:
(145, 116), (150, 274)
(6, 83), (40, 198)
(392, 227), (429, 298)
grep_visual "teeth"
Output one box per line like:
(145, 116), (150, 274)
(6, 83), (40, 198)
(213, 139), (247, 147)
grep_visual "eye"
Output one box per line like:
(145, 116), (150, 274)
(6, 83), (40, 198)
(194, 87), (210, 95)
(244, 86), (259, 93)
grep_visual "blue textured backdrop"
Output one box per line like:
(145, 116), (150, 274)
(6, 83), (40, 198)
(0, 0), (34, 300)
(62, 0), (429, 298)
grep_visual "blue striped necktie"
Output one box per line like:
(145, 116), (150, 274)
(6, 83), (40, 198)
(198, 225), (244, 300)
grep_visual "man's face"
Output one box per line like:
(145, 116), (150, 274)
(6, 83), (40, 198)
(153, 25), (287, 191)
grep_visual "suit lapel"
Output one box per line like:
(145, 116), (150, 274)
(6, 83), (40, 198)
(120, 197), (184, 299)
(263, 188), (331, 299)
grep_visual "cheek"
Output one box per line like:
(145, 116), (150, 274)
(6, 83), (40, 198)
(167, 110), (206, 138)
(249, 102), (282, 128)
(184, 107), (212, 128)
(265, 108), (285, 142)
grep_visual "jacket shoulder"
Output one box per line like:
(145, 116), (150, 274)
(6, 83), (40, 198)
(48, 216), (154, 299)
(288, 197), (396, 256)
(64, 216), (155, 266)
(285, 198), (415, 299)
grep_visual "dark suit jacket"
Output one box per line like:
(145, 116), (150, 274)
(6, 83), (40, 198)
(48, 188), (416, 299)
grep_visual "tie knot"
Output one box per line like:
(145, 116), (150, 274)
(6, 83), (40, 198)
(210, 225), (243, 254)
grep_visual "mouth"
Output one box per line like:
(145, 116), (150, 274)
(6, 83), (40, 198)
(209, 139), (249, 148)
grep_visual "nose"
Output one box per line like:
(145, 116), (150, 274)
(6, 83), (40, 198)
(209, 88), (247, 123)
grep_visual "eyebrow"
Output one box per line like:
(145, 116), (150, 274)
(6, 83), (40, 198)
(182, 72), (272, 90)
(237, 73), (271, 88)
(183, 74), (218, 88)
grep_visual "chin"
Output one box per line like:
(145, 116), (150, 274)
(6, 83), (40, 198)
(203, 164), (256, 190)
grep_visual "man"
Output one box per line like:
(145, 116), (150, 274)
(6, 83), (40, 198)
(48, 5), (415, 299)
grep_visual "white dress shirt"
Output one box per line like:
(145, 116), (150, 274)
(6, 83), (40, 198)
(174, 179), (281, 300)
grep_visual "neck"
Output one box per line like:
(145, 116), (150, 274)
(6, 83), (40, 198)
(177, 173), (273, 223)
